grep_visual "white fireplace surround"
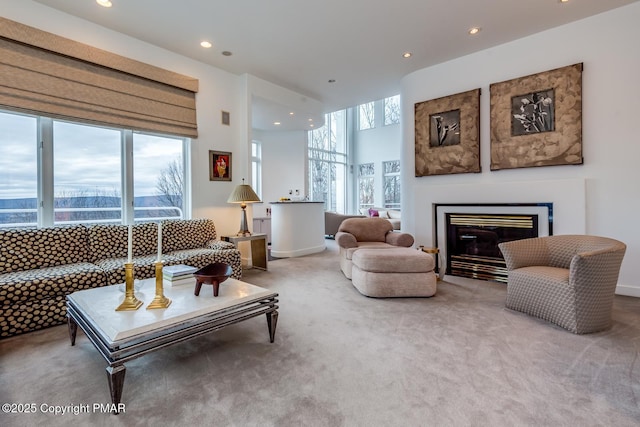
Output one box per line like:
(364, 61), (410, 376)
(410, 178), (587, 275)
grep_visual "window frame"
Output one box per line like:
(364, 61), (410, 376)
(0, 108), (189, 228)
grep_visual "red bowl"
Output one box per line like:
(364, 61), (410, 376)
(193, 263), (233, 297)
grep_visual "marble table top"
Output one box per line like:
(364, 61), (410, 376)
(67, 278), (275, 344)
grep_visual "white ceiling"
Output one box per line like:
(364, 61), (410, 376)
(32, 0), (638, 130)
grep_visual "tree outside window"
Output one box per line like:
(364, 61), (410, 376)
(358, 163), (375, 209)
(358, 102), (375, 130)
(384, 95), (400, 126)
(308, 111), (347, 213)
(383, 160), (401, 209)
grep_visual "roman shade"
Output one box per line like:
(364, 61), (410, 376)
(0, 17), (198, 138)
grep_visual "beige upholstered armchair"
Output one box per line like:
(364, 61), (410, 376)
(336, 217), (414, 279)
(498, 235), (626, 334)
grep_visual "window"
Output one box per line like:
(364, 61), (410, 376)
(0, 109), (188, 228)
(251, 140), (262, 199)
(0, 111), (38, 228)
(358, 163), (375, 210)
(384, 95), (400, 126)
(358, 102), (375, 130)
(383, 160), (401, 209)
(53, 121), (122, 225)
(308, 110), (347, 213)
(134, 133), (185, 221)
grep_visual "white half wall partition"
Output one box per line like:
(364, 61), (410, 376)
(270, 201), (325, 258)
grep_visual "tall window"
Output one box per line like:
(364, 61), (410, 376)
(358, 102), (375, 130)
(308, 110), (347, 213)
(383, 160), (401, 209)
(384, 95), (400, 126)
(251, 140), (262, 199)
(0, 112), (37, 227)
(0, 109), (188, 228)
(358, 163), (375, 210)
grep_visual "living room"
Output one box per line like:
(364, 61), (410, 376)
(2, 1), (640, 426)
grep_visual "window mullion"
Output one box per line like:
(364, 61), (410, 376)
(122, 130), (134, 225)
(37, 117), (54, 228)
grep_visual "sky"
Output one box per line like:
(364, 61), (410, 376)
(0, 111), (182, 200)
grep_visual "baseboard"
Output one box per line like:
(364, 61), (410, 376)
(615, 284), (640, 298)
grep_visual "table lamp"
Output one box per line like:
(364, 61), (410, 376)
(227, 179), (261, 236)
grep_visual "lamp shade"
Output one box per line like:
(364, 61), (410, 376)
(227, 179), (261, 236)
(227, 180), (261, 204)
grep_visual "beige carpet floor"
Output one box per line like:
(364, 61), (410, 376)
(1, 239), (640, 427)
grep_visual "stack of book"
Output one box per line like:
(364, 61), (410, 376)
(162, 264), (198, 288)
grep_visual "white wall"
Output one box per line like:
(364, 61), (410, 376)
(3, 0), (249, 237)
(253, 129), (307, 216)
(401, 3), (640, 295)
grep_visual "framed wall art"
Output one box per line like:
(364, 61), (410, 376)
(490, 63), (583, 170)
(209, 150), (232, 181)
(415, 88), (481, 176)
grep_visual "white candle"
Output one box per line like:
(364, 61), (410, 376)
(157, 222), (162, 262)
(127, 224), (133, 263)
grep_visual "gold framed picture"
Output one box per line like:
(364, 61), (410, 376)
(415, 88), (481, 176)
(209, 150), (231, 181)
(490, 63), (583, 170)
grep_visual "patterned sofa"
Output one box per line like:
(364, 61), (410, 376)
(0, 219), (241, 338)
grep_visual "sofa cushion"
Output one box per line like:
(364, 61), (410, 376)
(352, 248), (434, 273)
(163, 248), (242, 280)
(162, 219), (217, 252)
(0, 225), (90, 274)
(387, 210), (401, 220)
(87, 222), (158, 261)
(342, 242), (399, 260)
(0, 262), (106, 305)
(0, 296), (68, 338)
(95, 248), (243, 286)
(94, 255), (158, 286)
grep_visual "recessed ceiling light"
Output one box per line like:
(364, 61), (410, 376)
(289, 112), (295, 116)
(310, 124), (314, 128)
(308, 118), (313, 122)
(96, 0), (112, 7)
(468, 27), (481, 35)
(402, 52), (412, 58)
(200, 41), (212, 48)
(328, 79), (336, 83)
(273, 122), (281, 126)
(222, 51), (232, 56)
(560, 0), (569, 3)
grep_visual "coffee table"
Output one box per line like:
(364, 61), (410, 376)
(66, 277), (278, 412)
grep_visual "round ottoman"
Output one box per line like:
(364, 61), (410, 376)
(350, 248), (437, 297)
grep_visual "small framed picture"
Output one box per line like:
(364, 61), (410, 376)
(209, 150), (232, 181)
(221, 111), (230, 126)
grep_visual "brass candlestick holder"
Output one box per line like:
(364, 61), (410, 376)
(146, 261), (171, 309)
(116, 262), (143, 311)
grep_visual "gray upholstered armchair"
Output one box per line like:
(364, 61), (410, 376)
(336, 217), (414, 279)
(498, 235), (626, 334)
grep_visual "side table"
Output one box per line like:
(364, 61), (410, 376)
(222, 233), (268, 271)
(419, 246), (445, 280)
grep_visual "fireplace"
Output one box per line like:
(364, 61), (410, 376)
(434, 204), (553, 283)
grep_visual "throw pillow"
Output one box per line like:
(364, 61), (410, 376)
(368, 208), (379, 217)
